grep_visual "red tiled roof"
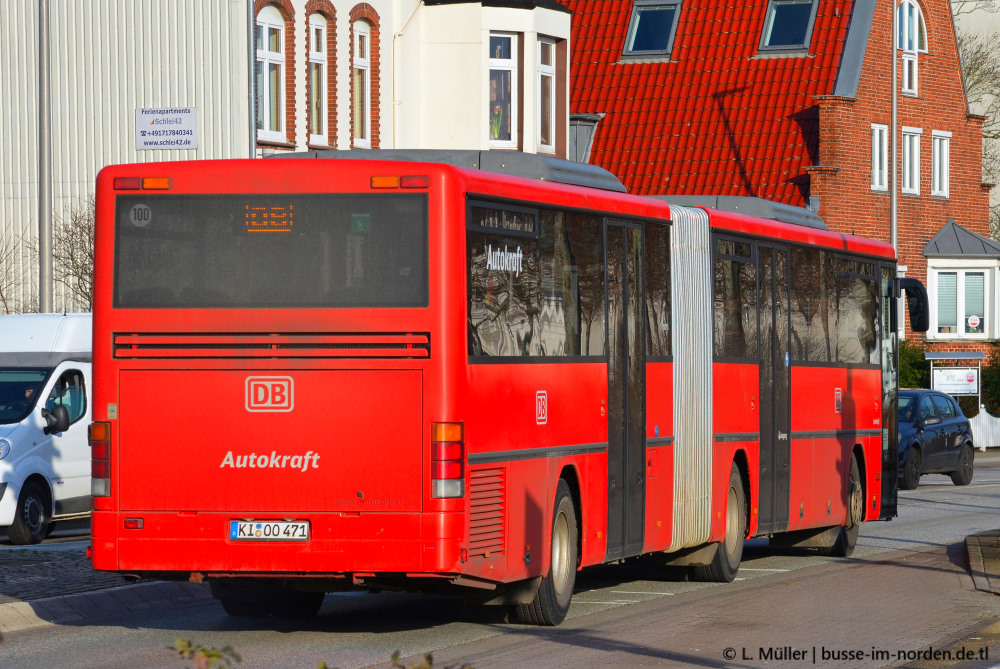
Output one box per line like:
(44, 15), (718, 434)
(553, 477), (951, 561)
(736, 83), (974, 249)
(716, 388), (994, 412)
(567, 1), (854, 205)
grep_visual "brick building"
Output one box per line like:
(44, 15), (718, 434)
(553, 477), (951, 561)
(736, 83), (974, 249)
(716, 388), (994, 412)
(565, 0), (992, 351)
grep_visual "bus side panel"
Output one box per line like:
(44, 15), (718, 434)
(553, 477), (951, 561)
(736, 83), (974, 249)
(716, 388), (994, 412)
(643, 361), (673, 552)
(789, 365), (882, 530)
(709, 361), (759, 540)
(465, 361), (608, 578)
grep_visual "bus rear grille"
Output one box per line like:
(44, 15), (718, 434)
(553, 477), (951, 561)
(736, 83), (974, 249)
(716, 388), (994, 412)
(113, 332), (431, 359)
(469, 467), (505, 557)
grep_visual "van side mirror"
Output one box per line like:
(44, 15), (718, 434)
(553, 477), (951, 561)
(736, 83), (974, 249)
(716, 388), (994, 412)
(43, 404), (70, 435)
(897, 278), (930, 333)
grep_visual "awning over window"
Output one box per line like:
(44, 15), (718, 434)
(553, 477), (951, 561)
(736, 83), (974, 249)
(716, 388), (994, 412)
(924, 219), (1000, 259)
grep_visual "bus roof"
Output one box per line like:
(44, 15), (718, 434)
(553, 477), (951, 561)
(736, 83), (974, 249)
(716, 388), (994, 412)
(273, 149), (628, 193)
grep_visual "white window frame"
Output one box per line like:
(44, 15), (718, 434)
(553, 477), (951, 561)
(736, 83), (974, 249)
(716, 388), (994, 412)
(255, 5), (285, 143)
(308, 14), (328, 146)
(897, 0), (927, 96)
(932, 130), (951, 198)
(353, 21), (372, 149)
(871, 123), (888, 191)
(489, 32), (518, 149)
(901, 126), (922, 195)
(537, 38), (556, 153)
(930, 266), (991, 340)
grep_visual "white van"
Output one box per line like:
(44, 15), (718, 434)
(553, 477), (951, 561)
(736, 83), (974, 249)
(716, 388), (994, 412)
(0, 313), (92, 544)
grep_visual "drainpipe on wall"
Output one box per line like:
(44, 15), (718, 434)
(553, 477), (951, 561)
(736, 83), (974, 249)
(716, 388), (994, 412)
(38, 0), (53, 312)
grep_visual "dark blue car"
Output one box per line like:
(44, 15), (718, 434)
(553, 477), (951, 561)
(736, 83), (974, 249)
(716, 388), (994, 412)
(898, 389), (975, 489)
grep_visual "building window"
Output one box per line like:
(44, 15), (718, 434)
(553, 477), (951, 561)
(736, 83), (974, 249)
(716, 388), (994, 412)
(489, 33), (517, 148)
(936, 270), (987, 337)
(760, 0), (818, 51)
(932, 130), (951, 198)
(623, 1), (681, 58)
(902, 127), (922, 195)
(897, 0), (927, 96)
(871, 123), (888, 191)
(255, 5), (285, 142)
(352, 20), (371, 148)
(537, 38), (555, 152)
(308, 14), (328, 146)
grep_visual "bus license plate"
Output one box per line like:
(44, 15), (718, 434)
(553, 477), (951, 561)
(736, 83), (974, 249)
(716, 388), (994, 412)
(229, 520), (310, 541)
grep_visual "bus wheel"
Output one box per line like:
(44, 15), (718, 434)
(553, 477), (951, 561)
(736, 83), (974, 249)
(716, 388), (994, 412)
(822, 455), (861, 558)
(694, 463), (745, 583)
(211, 581), (273, 618)
(271, 590), (325, 619)
(515, 480), (577, 626)
(9, 481), (50, 545)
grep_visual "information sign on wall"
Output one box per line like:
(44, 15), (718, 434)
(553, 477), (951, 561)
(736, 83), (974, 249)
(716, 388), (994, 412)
(931, 367), (979, 395)
(135, 108), (198, 150)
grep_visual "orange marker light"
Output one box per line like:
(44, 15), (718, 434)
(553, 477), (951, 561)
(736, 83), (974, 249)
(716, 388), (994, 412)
(371, 176), (400, 189)
(142, 177), (171, 190)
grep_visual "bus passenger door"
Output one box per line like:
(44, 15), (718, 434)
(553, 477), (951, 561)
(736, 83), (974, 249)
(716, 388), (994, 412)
(758, 244), (791, 534)
(605, 221), (646, 561)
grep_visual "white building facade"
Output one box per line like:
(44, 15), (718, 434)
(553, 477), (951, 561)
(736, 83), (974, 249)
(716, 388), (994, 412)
(1, 0), (571, 313)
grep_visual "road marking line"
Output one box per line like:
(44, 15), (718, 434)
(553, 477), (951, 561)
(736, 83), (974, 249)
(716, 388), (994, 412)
(611, 590), (676, 595)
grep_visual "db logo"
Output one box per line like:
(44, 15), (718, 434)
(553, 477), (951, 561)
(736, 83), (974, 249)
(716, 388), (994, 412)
(246, 376), (294, 412)
(536, 391), (548, 425)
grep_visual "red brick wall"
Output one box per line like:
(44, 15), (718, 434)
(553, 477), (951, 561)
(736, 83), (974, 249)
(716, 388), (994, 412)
(305, 0), (338, 148)
(811, 0), (989, 295)
(255, 0), (297, 149)
(349, 4), (382, 149)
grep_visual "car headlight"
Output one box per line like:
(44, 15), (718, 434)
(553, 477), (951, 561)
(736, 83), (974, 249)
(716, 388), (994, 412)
(0, 438), (9, 460)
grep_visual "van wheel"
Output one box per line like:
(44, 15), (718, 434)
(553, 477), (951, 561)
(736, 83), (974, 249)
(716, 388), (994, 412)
(9, 481), (50, 545)
(694, 462), (746, 582)
(515, 480), (577, 626)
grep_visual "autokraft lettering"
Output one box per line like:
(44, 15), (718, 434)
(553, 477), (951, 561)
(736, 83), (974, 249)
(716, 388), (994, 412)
(246, 376), (293, 412)
(486, 244), (524, 277)
(220, 450), (319, 472)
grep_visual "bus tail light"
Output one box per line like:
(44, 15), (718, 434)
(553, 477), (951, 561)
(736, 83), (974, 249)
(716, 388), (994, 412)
(89, 422), (111, 497)
(370, 175), (429, 189)
(431, 422), (464, 499)
(113, 177), (171, 190)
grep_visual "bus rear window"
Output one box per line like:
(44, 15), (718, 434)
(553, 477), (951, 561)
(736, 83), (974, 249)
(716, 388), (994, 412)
(114, 193), (428, 309)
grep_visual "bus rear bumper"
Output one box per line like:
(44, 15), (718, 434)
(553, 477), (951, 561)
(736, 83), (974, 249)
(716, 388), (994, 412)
(90, 510), (466, 575)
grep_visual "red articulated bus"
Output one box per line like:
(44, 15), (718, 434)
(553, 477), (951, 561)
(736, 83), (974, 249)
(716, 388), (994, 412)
(90, 151), (928, 625)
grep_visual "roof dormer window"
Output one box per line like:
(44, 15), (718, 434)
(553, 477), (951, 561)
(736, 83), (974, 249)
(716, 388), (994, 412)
(623, 1), (681, 59)
(759, 0), (818, 52)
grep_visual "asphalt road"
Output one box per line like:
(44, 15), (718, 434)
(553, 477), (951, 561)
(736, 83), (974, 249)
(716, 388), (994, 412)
(2, 453), (999, 668)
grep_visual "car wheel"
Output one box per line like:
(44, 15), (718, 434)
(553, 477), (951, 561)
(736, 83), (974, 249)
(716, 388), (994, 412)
(8, 481), (50, 545)
(950, 444), (974, 486)
(901, 446), (921, 490)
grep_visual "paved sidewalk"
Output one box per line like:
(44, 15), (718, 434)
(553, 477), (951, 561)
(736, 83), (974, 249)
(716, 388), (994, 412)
(0, 541), (211, 635)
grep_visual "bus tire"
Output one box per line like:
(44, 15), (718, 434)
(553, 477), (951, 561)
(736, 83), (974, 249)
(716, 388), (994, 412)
(8, 481), (50, 545)
(693, 462), (745, 583)
(515, 480), (577, 626)
(821, 454), (861, 558)
(271, 590), (325, 619)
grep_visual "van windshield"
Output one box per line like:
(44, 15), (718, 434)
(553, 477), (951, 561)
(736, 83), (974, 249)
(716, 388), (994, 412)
(0, 369), (49, 424)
